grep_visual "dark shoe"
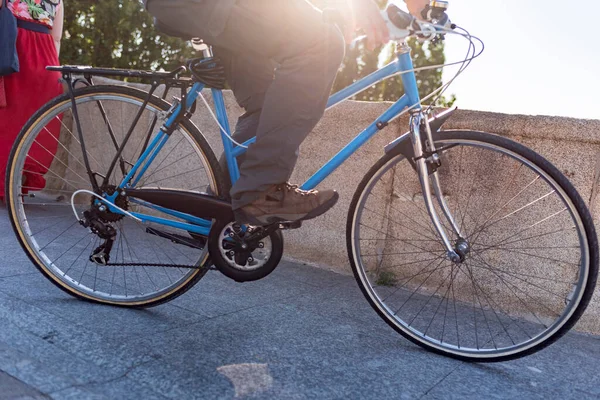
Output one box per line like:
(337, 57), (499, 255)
(234, 183), (339, 226)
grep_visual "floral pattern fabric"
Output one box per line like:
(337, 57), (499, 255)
(7, 0), (61, 28)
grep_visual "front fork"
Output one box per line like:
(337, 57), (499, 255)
(409, 111), (466, 263)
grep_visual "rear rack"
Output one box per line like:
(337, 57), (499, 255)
(46, 65), (188, 81)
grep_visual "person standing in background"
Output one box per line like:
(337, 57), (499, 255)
(0, 0), (64, 201)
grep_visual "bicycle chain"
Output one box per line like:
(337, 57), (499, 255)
(102, 262), (215, 270)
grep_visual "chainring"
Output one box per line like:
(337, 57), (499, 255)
(207, 219), (284, 283)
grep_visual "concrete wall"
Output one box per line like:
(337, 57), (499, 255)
(61, 79), (600, 334)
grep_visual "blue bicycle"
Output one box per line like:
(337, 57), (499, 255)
(6, 3), (598, 361)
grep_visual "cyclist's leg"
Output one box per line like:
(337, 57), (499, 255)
(222, 1), (345, 210)
(147, 0), (345, 216)
(213, 47), (276, 178)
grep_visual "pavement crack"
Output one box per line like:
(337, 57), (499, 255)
(419, 366), (461, 399)
(46, 358), (157, 396)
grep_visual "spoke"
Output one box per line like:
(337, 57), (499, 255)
(468, 255), (569, 300)
(21, 168), (88, 190)
(85, 103), (115, 178)
(391, 257), (448, 313)
(21, 186), (77, 195)
(472, 226), (575, 254)
(42, 125), (97, 173)
(32, 139), (91, 184)
(363, 205), (440, 243)
(473, 209), (570, 252)
(31, 216), (80, 238)
(359, 223), (444, 259)
(457, 147), (485, 237)
(465, 262), (498, 350)
(451, 264), (460, 348)
(374, 256), (445, 276)
(469, 176), (541, 241)
(139, 136), (186, 183)
(365, 191), (440, 242)
(465, 162), (524, 239)
(118, 222), (146, 295)
(469, 257), (561, 324)
(24, 158), (90, 191)
(464, 262), (520, 346)
(37, 220), (80, 251)
(441, 265), (460, 344)
(142, 167), (203, 187)
(494, 190), (556, 223)
(142, 151), (197, 184)
(62, 236), (95, 277)
(416, 266), (455, 336)
(380, 256), (447, 303)
(51, 233), (90, 264)
(360, 237), (439, 243)
(59, 112), (106, 172)
(479, 246), (579, 267)
(475, 244), (578, 252)
(454, 145), (466, 233)
(361, 249), (441, 257)
(468, 260), (545, 334)
(25, 213), (76, 220)
(390, 167), (440, 239)
(119, 226), (160, 291)
(78, 248), (92, 286)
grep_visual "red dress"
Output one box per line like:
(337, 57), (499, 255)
(0, 23), (62, 199)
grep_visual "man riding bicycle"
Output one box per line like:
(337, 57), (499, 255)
(143, 0), (429, 226)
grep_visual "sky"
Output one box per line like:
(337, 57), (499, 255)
(407, 0), (599, 120)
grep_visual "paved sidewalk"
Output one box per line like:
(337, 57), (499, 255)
(1, 206), (599, 399)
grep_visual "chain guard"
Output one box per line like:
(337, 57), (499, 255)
(207, 219), (284, 283)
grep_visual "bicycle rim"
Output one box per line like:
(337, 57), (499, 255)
(349, 131), (594, 360)
(8, 87), (221, 306)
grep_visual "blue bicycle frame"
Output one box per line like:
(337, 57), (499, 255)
(104, 47), (422, 238)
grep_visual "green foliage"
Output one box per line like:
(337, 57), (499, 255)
(375, 270), (398, 287)
(61, 0), (454, 105)
(61, 0), (195, 71)
(329, 0), (455, 105)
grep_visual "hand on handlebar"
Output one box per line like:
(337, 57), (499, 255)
(336, 0), (389, 50)
(404, 0), (431, 18)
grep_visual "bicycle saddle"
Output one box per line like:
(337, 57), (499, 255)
(153, 17), (193, 40)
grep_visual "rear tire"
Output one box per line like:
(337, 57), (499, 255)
(6, 85), (227, 307)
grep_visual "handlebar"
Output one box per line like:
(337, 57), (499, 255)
(385, 2), (453, 42)
(323, 1), (454, 45)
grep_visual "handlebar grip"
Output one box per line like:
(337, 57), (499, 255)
(386, 4), (414, 30)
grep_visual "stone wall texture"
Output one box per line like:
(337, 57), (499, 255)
(64, 79), (600, 334)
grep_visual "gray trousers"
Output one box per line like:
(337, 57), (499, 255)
(146, 0), (345, 209)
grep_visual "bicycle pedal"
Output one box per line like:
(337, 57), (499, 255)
(90, 252), (109, 265)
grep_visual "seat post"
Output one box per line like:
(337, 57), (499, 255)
(191, 38), (214, 58)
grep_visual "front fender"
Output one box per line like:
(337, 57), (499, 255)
(384, 108), (457, 159)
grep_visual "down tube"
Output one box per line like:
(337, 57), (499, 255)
(301, 95), (411, 190)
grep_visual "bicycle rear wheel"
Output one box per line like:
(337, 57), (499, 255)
(6, 85), (226, 307)
(347, 130), (598, 361)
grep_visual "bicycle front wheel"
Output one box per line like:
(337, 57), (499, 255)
(6, 85), (226, 307)
(347, 130), (598, 361)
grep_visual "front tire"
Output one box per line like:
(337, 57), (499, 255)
(347, 130), (598, 361)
